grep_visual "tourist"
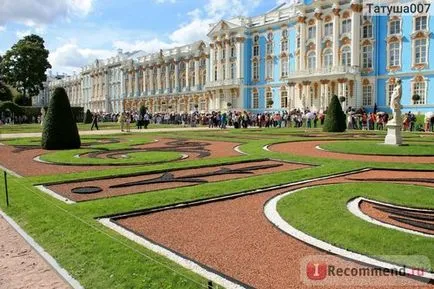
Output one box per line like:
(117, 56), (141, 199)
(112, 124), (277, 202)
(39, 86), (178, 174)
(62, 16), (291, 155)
(118, 112), (125, 132)
(91, 113), (99, 130)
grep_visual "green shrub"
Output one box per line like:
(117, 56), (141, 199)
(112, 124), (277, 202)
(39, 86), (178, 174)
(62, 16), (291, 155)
(0, 101), (24, 115)
(41, 87), (81, 150)
(323, 95), (347, 132)
(84, 109), (93, 124)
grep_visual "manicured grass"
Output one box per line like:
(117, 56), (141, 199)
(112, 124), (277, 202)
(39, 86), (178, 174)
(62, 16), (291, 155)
(39, 149), (182, 165)
(1, 129), (434, 289)
(0, 122), (189, 134)
(277, 183), (434, 271)
(320, 140), (434, 156)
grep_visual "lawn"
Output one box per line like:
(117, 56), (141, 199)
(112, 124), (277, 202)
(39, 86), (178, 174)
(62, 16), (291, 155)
(320, 140), (434, 156)
(0, 128), (433, 288)
(277, 182), (434, 271)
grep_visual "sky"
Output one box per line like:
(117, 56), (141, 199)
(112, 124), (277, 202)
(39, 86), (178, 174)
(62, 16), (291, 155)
(0, 0), (288, 75)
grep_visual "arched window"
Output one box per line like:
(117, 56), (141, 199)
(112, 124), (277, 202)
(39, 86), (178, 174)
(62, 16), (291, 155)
(414, 38), (427, 64)
(266, 32), (274, 55)
(341, 46), (351, 66)
(266, 88), (273, 108)
(252, 89), (259, 109)
(362, 24), (372, 38)
(413, 76), (426, 105)
(388, 42), (400, 67)
(362, 80), (372, 106)
(253, 35), (260, 57)
(323, 49), (333, 68)
(281, 88), (288, 108)
(307, 51), (316, 70)
(281, 57), (288, 78)
(415, 16), (427, 31)
(362, 45), (373, 69)
(266, 59), (273, 79)
(252, 60), (259, 81)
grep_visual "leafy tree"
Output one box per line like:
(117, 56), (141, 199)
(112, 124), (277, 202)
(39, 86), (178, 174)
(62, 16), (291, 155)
(323, 95), (347, 132)
(41, 87), (81, 150)
(0, 34), (51, 106)
(0, 81), (13, 102)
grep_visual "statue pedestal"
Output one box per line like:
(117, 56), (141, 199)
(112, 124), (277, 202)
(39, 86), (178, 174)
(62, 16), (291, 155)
(384, 112), (403, 145)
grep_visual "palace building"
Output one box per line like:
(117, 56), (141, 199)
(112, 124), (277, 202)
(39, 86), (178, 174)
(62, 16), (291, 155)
(34, 0), (434, 113)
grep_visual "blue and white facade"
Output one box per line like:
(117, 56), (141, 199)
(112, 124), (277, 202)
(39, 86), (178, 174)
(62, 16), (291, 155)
(37, 0), (434, 114)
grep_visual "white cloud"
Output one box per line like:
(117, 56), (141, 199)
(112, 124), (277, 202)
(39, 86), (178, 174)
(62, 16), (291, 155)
(49, 41), (114, 74)
(154, 0), (176, 3)
(0, 0), (94, 27)
(0, 26), (5, 32)
(113, 38), (176, 53)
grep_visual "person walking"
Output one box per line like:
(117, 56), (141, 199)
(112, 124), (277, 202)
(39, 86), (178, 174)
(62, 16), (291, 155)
(91, 113), (99, 130)
(119, 112), (125, 132)
(125, 112), (131, 132)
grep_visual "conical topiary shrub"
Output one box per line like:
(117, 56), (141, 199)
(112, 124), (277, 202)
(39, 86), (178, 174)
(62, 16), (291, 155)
(41, 87), (81, 150)
(323, 94), (347, 132)
(83, 109), (93, 124)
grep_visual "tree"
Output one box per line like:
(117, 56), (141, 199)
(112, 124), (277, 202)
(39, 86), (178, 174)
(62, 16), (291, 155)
(323, 95), (347, 132)
(0, 81), (13, 102)
(83, 109), (93, 124)
(41, 87), (81, 150)
(0, 34), (52, 106)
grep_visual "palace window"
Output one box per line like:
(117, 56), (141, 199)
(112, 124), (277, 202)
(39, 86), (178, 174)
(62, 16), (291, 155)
(296, 37), (300, 49)
(266, 59), (273, 79)
(281, 58), (289, 78)
(324, 22), (333, 36)
(415, 16), (427, 31)
(362, 83), (372, 106)
(362, 24), (372, 38)
(323, 49), (333, 68)
(413, 80), (426, 104)
(253, 35), (260, 57)
(415, 38), (427, 64)
(341, 46), (351, 66)
(387, 81), (395, 105)
(222, 49), (226, 60)
(389, 19), (401, 34)
(282, 29), (288, 39)
(308, 26), (316, 39)
(281, 40), (288, 53)
(389, 42), (400, 67)
(214, 66), (218, 81)
(266, 88), (273, 108)
(342, 19), (351, 34)
(281, 89), (288, 108)
(307, 51), (316, 70)
(252, 89), (259, 109)
(362, 45), (373, 69)
(231, 62), (236, 79)
(222, 64), (226, 80)
(267, 32), (274, 55)
(252, 61), (259, 80)
(231, 46), (236, 58)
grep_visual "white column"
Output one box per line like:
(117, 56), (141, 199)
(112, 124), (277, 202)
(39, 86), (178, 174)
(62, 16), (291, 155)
(157, 66), (161, 93)
(225, 41), (230, 79)
(206, 55), (210, 84)
(299, 18), (306, 71)
(315, 12), (323, 70)
(332, 6), (340, 68)
(320, 83), (325, 109)
(338, 82), (343, 98)
(217, 44), (222, 81)
(149, 67), (154, 95)
(351, 4), (361, 67)
(128, 70), (133, 97)
(236, 40), (242, 79)
(142, 67), (147, 96)
(194, 59), (200, 87)
(165, 64), (170, 92)
(185, 61), (190, 89)
(134, 69), (139, 97)
(209, 45), (214, 82)
(174, 62), (179, 91)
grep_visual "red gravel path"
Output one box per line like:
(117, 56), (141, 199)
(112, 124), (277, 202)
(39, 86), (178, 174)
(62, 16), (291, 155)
(117, 169), (434, 289)
(270, 140), (434, 163)
(47, 160), (310, 202)
(0, 138), (241, 177)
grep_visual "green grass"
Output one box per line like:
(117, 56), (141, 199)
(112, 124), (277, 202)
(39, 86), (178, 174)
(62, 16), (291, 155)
(39, 150), (182, 165)
(277, 183), (434, 271)
(320, 140), (434, 156)
(1, 129), (434, 288)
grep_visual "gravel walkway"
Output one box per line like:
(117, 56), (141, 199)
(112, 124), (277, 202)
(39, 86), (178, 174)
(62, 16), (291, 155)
(116, 169), (434, 289)
(0, 215), (70, 289)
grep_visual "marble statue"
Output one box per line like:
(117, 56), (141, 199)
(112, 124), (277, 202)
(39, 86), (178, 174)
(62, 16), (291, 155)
(390, 78), (402, 116)
(384, 78), (403, 145)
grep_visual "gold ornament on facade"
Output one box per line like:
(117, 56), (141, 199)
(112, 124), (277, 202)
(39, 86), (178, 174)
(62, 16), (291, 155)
(413, 63), (427, 70)
(314, 12), (323, 20)
(341, 37), (351, 45)
(350, 3), (363, 12)
(332, 8), (340, 16)
(342, 11), (350, 19)
(324, 15), (332, 22)
(297, 16), (306, 23)
(308, 18), (315, 25)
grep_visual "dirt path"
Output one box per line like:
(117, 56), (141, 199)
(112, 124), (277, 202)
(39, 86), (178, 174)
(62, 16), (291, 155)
(0, 215), (70, 289)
